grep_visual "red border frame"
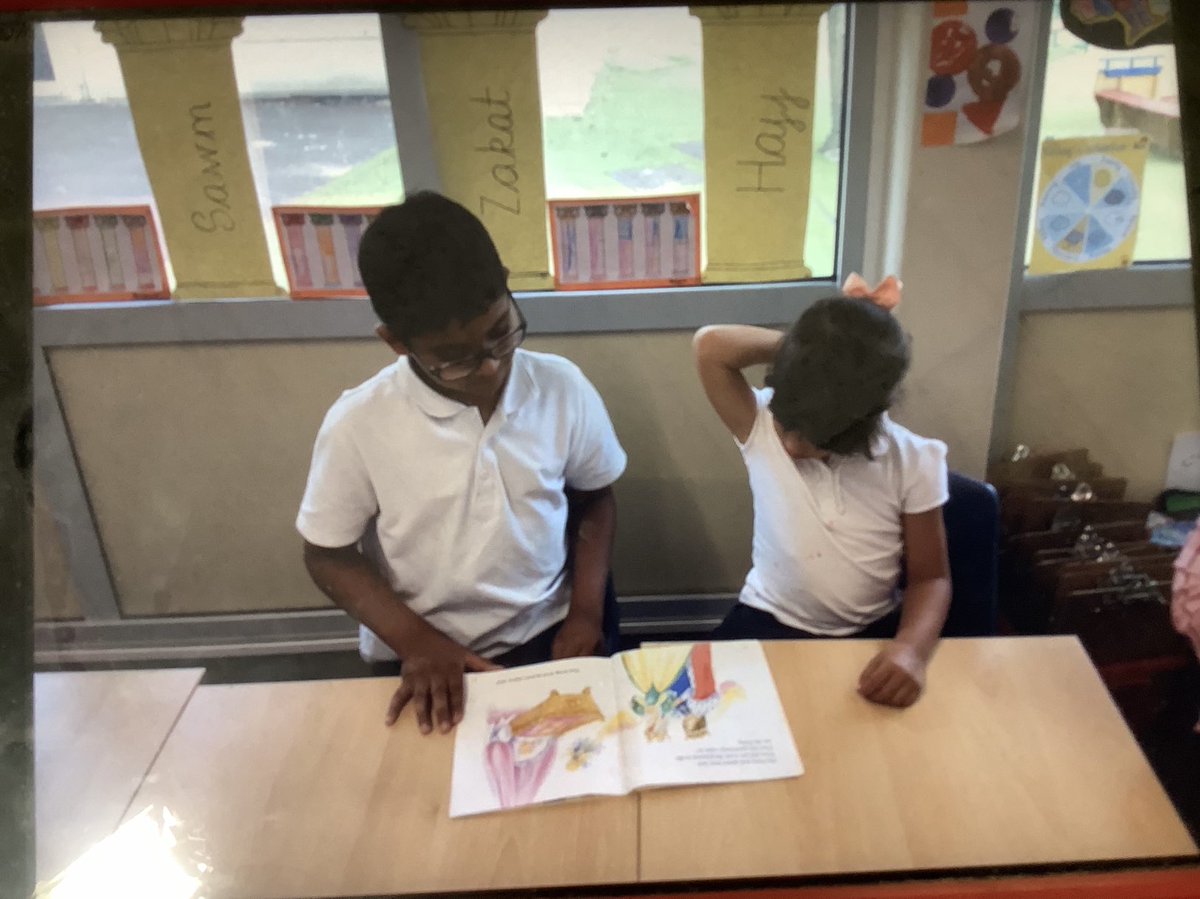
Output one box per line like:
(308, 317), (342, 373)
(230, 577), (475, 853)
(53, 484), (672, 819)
(593, 867), (1200, 898)
(271, 205), (381, 300)
(32, 204), (169, 307)
(547, 193), (702, 291)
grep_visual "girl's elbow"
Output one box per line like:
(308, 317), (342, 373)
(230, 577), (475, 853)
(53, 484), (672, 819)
(692, 325), (726, 362)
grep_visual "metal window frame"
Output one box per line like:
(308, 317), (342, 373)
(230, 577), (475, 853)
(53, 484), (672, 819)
(989, 2), (1193, 463)
(33, 3), (879, 662)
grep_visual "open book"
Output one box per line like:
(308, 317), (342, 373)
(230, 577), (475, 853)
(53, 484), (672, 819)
(449, 640), (802, 817)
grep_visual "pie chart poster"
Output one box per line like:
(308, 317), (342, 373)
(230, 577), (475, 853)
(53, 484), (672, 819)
(1029, 134), (1150, 275)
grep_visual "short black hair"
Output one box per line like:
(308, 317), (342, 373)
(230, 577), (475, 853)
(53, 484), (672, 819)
(357, 191), (508, 342)
(767, 297), (911, 458)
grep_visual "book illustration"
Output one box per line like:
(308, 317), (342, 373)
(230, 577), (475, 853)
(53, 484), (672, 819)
(567, 710), (637, 771)
(484, 688), (635, 808)
(622, 643), (745, 742)
(449, 641), (802, 818)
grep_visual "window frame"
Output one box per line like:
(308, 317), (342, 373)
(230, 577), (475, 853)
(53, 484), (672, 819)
(1016, 8), (1191, 314)
(989, 2), (1191, 464)
(32, 2), (878, 343)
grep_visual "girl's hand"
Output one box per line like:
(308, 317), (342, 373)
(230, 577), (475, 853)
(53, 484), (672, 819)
(857, 640), (926, 707)
(842, 272), (902, 311)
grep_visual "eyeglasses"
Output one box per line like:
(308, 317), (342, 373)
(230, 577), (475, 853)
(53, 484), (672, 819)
(413, 298), (527, 382)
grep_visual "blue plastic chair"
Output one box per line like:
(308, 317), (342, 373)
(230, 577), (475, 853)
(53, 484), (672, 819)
(939, 471), (1001, 637)
(882, 471), (1000, 638)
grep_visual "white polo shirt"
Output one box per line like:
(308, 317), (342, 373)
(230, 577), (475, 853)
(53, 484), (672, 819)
(297, 349), (627, 661)
(738, 388), (948, 635)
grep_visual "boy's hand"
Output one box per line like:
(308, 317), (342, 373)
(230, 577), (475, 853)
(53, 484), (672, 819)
(386, 632), (500, 734)
(551, 613), (604, 660)
(858, 640), (926, 708)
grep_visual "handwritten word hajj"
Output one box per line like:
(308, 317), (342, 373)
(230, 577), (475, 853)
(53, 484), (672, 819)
(472, 88), (522, 217)
(737, 89), (811, 193)
(189, 101), (235, 233)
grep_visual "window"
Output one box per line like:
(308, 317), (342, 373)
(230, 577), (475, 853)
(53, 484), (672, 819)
(32, 4), (865, 310)
(1028, 3), (1188, 265)
(536, 5), (847, 281)
(33, 23), (155, 210)
(232, 14), (403, 290)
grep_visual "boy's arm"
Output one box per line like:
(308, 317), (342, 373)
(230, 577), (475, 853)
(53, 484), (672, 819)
(553, 485), (616, 659)
(858, 508), (951, 708)
(302, 541), (498, 733)
(692, 325), (783, 443)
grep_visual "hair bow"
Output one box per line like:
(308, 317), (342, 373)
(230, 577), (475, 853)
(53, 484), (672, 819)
(841, 272), (902, 311)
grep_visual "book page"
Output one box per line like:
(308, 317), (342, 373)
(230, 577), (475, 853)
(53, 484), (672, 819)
(449, 657), (632, 818)
(614, 640), (803, 790)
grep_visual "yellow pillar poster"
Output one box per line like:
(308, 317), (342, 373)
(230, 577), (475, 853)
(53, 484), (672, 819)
(690, 4), (828, 284)
(1028, 133), (1149, 275)
(403, 12), (553, 292)
(97, 19), (279, 300)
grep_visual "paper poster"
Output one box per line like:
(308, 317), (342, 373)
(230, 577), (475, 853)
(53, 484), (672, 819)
(32, 206), (170, 306)
(1028, 133), (1148, 274)
(1166, 432), (1200, 492)
(922, 2), (1036, 147)
(272, 206), (381, 299)
(548, 194), (701, 290)
(402, 12), (553, 292)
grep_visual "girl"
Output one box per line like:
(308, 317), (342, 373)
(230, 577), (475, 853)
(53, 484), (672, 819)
(693, 276), (951, 708)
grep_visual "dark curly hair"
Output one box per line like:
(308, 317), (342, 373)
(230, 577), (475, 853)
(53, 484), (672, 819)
(766, 297), (911, 458)
(357, 191), (508, 342)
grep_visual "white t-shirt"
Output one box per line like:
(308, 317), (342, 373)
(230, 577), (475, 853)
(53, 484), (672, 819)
(738, 388), (948, 635)
(296, 349), (627, 661)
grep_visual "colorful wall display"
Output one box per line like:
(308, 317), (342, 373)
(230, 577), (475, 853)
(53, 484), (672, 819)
(273, 206), (380, 299)
(1028, 133), (1149, 275)
(548, 195), (701, 290)
(922, 2), (1036, 147)
(33, 206), (169, 306)
(691, 5), (826, 284)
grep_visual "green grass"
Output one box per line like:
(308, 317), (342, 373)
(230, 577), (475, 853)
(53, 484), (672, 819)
(296, 147), (404, 205)
(542, 59), (704, 196)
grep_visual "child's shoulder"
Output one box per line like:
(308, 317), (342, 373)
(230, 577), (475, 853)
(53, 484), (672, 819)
(322, 360), (407, 426)
(876, 415), (948, 466)
(517, 347), (584, 379)
(514, 348), (594, 396)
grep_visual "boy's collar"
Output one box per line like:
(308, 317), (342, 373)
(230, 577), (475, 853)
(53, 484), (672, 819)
(498, 351), (537, 417)
(400, 349), (536, 420)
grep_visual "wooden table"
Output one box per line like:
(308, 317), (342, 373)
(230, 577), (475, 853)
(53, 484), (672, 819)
(639, 637), (1198, 883)
(122, 638), (1197, 897)
(35, 667), (204, 881)
(124, 677), (638, 898)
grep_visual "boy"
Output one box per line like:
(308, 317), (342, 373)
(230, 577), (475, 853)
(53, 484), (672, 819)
(298, 192), (626, 734)
(693, 279), (951, 707)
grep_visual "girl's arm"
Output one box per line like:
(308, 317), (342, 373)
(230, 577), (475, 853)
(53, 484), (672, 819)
(858, 508), (952, 707)
(692, 325), (783, 443)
